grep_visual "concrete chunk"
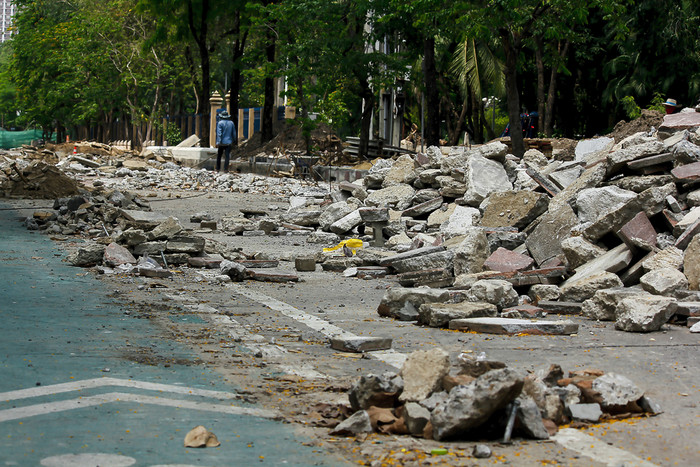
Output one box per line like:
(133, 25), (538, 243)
(449, 317), (578, 335)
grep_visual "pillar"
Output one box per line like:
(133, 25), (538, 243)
(209, 91), (223, 148)
(225, 92), (231, 114)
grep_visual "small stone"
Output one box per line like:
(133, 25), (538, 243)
(472, 444), (492, 459)
(329, 410), (373, 436)
(568, 403), (602, 422)
(330, 336), (392, 353)
(183, 425), (220, 448)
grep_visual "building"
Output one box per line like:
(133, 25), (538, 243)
(1, 0), (15, 43)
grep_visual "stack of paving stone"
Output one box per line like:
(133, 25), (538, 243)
(330, 348), (661, 441)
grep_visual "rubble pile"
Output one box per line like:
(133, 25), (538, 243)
(330, 348), (660, 441)
(9, 116), (700, 334)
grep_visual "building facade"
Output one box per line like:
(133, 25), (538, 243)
(1, 0), (15, 43)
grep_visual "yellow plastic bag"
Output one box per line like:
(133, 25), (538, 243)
(323, 238), (364, 254)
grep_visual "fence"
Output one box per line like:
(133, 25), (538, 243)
(0, 128), (44, 150)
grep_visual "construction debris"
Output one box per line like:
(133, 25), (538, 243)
(335, 350), (659, 441)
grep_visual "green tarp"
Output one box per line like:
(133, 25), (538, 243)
(0, 128), (43, 149)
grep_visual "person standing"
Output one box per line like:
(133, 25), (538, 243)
(215, 111), (236, 172)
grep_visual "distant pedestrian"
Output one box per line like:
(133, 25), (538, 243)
(662, 98), (680, 115)
(215, 111), (236, 172)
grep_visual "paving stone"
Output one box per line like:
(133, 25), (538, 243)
(675, 302), (700, 318)
(449, 317), (578, 335)
(318, 202), (355, 230)
(330, 336), (392, 353)
(615, 295), (677, 332)
(582, 197), (642, 242)
(675, 218), (700, 250)
(165, 235), (205, 254)
(120, 209), (168, 225)
(516, 395), (549, 439)
(563, 243), (632, 286)
(294, 255), (316, 272)
(671, 161), (700, 180)
(501, 304), (545, 318)
(400, 348), (450, 402)
(402, 402), (431, 436)
(617, 211), (656, 250)
(483, 247), (534, 273)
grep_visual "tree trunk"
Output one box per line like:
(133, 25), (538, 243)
(358, 79), (374, 159)
(534, 35), (546, 132)
(230, 19), (247, 138)
(261, 27), (276, 144)
(545, 40), (569, 137)
(502, 33), (525, 157)
(187, 0), (211, 146)
(423, 37), (441, 147)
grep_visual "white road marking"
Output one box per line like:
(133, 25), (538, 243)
(0, 377), (239, 403)
(229, 284), (403, 369)
(553, 428), (659, 467)
(0, 392), (279, 423)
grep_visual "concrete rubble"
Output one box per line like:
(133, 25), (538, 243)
(4, 120), (700, 335)
(3, 117), (700, 452)
(333, 349), (659, 441)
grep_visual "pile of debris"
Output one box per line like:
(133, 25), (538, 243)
(330, 348), (660, 442)
(10, 112), (700, 335)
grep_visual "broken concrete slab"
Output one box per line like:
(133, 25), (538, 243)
(330, 336), (392, 353)
(480, 191), (549, 230)
(397, 268), (453, 288)
(399, 348), (450, 402)
(581, 288), (646, 321)
(592, 373), (644, 413)
(615, 295), (677, 332)
(576, 186), (637, 224)
(419, 301), (498, 328)
(349, 373), (403, 411)
(68, 242), (106, 266)
(377, 287), (451, 321)
(562, 243), (632, 286)
(639, 268), (689, 295)
(453, 227), (489, 275)
(104, 242), (137, 267)
(525, 203), (578, 266)
(618, 211), (657, 250)
(560, 236), (607, 270)
(568, 403), (602, 422)
(449, 317), (579, 335)
(462, 155), (512, 206)
(560, 271), (624, 302)
(684, 236), (700, 290)
(431, 368), (524, 441)
(465, 279), (519, 310)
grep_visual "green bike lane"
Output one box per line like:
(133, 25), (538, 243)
(0, 204), (341, 467)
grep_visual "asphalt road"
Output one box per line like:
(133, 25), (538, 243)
(2, 188), (699, 466)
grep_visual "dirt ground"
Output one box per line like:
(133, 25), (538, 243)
(8, 183), (697, 466)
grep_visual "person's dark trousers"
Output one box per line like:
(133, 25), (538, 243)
(216, 145), (231, 172)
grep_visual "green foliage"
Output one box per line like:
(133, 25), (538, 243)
(621, 96), (641, 120)
(647, 92), (666, 113)
(164, 123), (182, 145)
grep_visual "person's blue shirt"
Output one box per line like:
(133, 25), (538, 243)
(216, 118), (236, 146)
